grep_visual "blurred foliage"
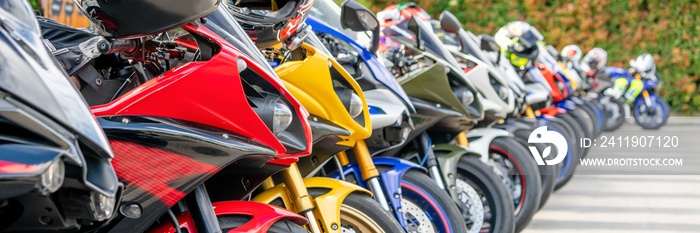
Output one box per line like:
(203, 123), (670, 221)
(28, 0), (40, 10)
(366, 0), (700, 114)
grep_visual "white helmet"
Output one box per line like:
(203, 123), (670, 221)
(581, 48), (607, 71)
(562, 45), (582, 62)
(631, 53), (656, 75)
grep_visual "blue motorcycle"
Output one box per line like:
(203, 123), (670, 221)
(605, 53), (670, 129)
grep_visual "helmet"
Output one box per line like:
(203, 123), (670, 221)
(494, 21), (544, 67)
(73, 0), (219, 38)
(632, 53), (656, 75)
(377, 3), (431, 28)
(581, 48), (607, 71)
(224, 0), (314, 49)
(562, 45), (583, 62)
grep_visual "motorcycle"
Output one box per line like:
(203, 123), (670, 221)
(204, 5), (407, 232)
(378, 7), (522, 233)
(435, 11), (558, 211)
(605, 55), (669, 129)
(0, 2), (120, 231)
(43, 1), (316, 232)
(306, 1), (470, 232)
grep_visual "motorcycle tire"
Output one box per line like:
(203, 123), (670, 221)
(512, 128), (555, 210)
(599, 95), (625, 132)
(398, 170), (470, 233)
(584, 99), (606, 136)
(307, 189), (404, 233)
(219, 216), (309, 233)
(567, 108), (595, 157)
(489, 137), (542, 233)
(579, 101), (602, 137)
(556, 112), (587, 158)
(633, 97), (670, 130)
(456, 155), (516, 233)
(546, 118), (578, 191)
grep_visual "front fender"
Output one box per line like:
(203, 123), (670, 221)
(432, 144), (482, 203)
(149, 201), (307, 233)
(465, 128), (511, 163)
(328, 157), (426, 228)
(252, 177), (371, 233)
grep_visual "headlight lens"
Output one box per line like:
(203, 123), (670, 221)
(272, 100), (293, 134)
(39, 159), (64, 195)
(348, 93), (363, 118)
(90, 192), (116, 221)
(456, 88), (474, 106)
(497, 85), (509, 101)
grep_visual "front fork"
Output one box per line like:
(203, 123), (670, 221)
(262, 164), (322, 233)
(417, 133), (448, 190)
(337, 140), (391, 212)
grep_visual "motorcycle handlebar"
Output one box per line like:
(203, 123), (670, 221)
(97, 38), (138, 54)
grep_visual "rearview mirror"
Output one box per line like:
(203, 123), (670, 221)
(480, 34), (500, 52)
(439, 11), (461, 34)
(341, 0), (379, 32)
(480, 34), (501, 63)
(407, 16), (422, 50)
(340, 0), (380, 54)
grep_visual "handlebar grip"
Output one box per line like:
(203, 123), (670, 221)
(97, 39), (137, 54)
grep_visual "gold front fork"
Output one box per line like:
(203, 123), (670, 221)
(279, 163), (322, 233)
(456, 131), (469, 147)
(352, 140), (379, 181)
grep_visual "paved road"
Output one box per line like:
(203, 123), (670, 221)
(522, 122), (700, 233)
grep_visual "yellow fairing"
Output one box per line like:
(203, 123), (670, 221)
(252, 177), (372, 233)
(275, 43), (372, 146)
(558, 62), (579, 90)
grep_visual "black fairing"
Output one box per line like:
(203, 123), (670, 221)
(0, 2), (112, 158)
(380, 98), (469, 157)
(73, 0), (219, 39)
(95, 116), (283, 233)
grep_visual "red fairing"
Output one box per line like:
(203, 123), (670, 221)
(149, 201), (307, 233)
(537, 63), (565, 102)
(539, 107), (567, 117)
(92, 24), (312, 157)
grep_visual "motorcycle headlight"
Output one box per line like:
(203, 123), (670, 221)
(39, 158), (64, 195)
(455, 88), (474, 106)
(89, 192), (116, 221)
(348, 93), (363, 118)
(273, 100), (293, 134)
(496, 85), (509, 101)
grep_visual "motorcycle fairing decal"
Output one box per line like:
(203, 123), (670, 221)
(110, 140), (218, 206)
(0, 160), (41, 174)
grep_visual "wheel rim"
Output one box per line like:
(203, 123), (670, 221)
(455, 179), (485, 233)
(489, 148), (525, 215)
(635, 98), (667, 127)
(400, 198), (437, 233)
(339, 204), (385, 233)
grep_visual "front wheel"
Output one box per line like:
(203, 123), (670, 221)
(489, 137), (542, 233)
(308, 190), (404, 233)
(399, 170), (469, 233)
(456, 155), (516, 233)
(634, 96), (670, 129)
(599, 95), (626, 131)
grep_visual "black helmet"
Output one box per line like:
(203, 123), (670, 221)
(72, 0), (219, 38)
(224, 0), (314, 49)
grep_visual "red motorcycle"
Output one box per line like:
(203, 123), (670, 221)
(44, 0), (313, 232)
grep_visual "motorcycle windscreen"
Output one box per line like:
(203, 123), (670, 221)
(201, 5), (279, 77)
(387, 17), (463, 70)
(0, 2), (112, 158)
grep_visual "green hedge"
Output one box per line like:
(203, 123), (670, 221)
(366, 0), (699, 114)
